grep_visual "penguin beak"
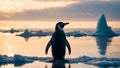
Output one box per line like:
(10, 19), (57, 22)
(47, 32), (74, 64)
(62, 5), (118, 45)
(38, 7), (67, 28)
(63, 23), (69, 26)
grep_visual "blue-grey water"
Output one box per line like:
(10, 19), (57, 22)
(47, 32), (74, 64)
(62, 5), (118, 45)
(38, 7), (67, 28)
(0, 29), (120, 68)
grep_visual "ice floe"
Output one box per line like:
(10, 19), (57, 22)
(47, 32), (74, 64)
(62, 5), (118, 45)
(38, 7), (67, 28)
(0, 54), (120, 67)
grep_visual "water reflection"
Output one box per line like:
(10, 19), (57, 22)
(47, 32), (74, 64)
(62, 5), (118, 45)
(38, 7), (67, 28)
(96, 37), (112, 55)
(45, 62), (71, 68)
(24, 37), (29, 42)
(14, 62), (26, 67)
(0, 62), (29, 67)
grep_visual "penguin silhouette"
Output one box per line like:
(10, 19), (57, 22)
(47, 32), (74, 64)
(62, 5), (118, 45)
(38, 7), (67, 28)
(45, 22), (71, 62)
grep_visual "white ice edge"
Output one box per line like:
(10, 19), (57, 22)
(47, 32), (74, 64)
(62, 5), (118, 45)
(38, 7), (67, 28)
(0, 54), (120, 67)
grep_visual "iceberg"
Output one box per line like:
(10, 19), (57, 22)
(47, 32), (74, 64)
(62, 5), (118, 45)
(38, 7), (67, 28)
(93, 14), (118, 37)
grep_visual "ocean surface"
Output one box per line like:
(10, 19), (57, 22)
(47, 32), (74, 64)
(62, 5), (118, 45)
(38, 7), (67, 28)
(0, 28), (120, 68)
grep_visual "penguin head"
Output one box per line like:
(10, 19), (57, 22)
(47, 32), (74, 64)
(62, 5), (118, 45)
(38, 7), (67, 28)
(56, 22), (69, 28)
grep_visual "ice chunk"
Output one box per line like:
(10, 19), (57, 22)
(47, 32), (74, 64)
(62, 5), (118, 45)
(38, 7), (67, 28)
(0, 54), (120, 67)
(66, 31), (86, 37)
(16, 29), (53, 38)
(19, 29), (32, 38)
(0, 55), (13, 64)
(68, 56), (120, 67)
(14, 55), (33, 63)
(93, 60), (120, 67)
(2, 28), (19, 33)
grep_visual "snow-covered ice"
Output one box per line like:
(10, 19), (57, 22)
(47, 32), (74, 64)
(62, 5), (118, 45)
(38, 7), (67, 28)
(16, 29), (53, 38)
(2, 28), (19, 33)
(0, 54), (120, 67)
(69, 56), (120, 67)
(16, 29), (86, 38)
(66, 31), (86, 37)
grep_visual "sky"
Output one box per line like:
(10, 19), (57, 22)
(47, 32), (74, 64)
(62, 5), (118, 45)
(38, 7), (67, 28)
(0, 0), (120, 21)
(0, 0), (120, 29)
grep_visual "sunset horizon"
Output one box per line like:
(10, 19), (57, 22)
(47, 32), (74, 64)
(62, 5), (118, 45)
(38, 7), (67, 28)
(0, 0), (120, 68)
(0, 0), (120, 30)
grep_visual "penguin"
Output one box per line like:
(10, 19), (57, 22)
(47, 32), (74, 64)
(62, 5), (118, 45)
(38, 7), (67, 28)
(45, 22), (71, 62)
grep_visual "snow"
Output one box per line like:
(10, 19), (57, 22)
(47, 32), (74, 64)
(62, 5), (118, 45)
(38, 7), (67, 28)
(0, 54), (120, 67)
(93, 14), (118, 37)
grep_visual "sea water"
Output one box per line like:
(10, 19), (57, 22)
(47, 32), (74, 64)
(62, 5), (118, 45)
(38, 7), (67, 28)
(0, 29), (120, 68)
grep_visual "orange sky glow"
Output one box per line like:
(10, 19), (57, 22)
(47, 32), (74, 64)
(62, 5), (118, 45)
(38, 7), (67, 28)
(0, 0), (120, 29)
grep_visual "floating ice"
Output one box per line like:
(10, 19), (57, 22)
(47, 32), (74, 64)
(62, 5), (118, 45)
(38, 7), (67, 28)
(93, 14), (118, 37)
(66, 31), (86, 37)
(14, 55), (33, 63)
(68, 56), (120, 67)
(0, 54), (120, 67)
(2, 28), (19, 33)
(16, 29), (53, 38)
(34, 30), (52, 36)
(16, 29), (32, 38)
(16, 29), (86, 38)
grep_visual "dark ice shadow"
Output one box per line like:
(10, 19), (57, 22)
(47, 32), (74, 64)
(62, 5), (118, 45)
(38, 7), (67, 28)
(96, 36), (112, 55)
(14, 62), (26, 67)
(0, 62), (28, 67)
(24, 37), (29, 42)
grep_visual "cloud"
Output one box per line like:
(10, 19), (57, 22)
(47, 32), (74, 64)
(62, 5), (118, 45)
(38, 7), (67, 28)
(0, 0), (120, 21)
(0, 0), (77, 13)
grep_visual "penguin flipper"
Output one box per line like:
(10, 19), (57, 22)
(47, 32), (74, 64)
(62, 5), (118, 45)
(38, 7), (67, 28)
(45, 36), (53, 54)
(65, 39), (71, 55)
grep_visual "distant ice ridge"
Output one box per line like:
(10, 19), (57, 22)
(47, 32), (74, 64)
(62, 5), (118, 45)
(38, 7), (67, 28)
(2, 28), (19, 33)
(0, 54), (120, 67)
(93, 14), (118, 37)
(16, 29), (53, 38)
(16, 29), (86, 38)
(66, 31), (86, 37)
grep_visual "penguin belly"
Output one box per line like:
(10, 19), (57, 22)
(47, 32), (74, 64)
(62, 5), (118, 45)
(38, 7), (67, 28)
(52, 33), (66, 60)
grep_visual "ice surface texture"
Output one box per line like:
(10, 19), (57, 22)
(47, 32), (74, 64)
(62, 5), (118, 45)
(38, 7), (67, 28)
(0, 54), (120, 67)
(93, 14), (118, 37)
